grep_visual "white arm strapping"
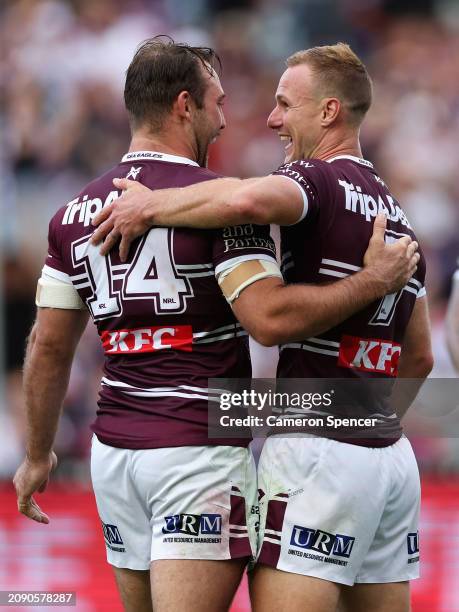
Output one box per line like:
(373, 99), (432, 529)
(36, 273), (86, 310)
(216, 259), (283, 304)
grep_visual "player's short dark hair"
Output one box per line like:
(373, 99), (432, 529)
(287, 43), (373, 125)
(124, 35), (221, 132)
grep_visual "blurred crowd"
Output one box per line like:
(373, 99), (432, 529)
(1, 0), (459, 479)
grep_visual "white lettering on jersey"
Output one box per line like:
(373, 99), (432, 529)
(338, 180), (412, 229)
(101, 325), (193, 354)
(222, 225), (275, 253)
(338, 335), (402, 376)
(62, 190), (120, 227)
(351, 339), (380, 370)
(71, 228), (194, 320)
(275, 161), (314, 189)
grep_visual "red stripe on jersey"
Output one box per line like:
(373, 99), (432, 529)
(100, 325), (193, 354)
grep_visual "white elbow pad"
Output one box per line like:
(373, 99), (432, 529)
(36, 274), (86, 310)
(217, 259), (283, 303)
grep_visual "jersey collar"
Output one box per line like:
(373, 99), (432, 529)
(326, 154), (373, 168)
(121, 151), (200, 167)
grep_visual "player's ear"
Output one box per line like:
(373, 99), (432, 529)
(321, 98), (340, 126)
(175, 91), (192, 120)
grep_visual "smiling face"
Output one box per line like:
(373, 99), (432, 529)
(267, 64), (325, 163)
(191, 66), (226, 167)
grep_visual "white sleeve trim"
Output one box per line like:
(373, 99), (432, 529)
(453, 269), (459, 282)
(417, 287), (427, 299)
(42, 264), (73, 284)
(214, 253), (277, 277)
(276, 175), (308, 225)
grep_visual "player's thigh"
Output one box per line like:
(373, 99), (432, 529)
(113, 568), (152, 612)
(250, 564), (341, 612)
(338, 581), (410, 612)
(150, 558), (246, 612)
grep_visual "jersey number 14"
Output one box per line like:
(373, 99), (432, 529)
(72, 228), (193, 319)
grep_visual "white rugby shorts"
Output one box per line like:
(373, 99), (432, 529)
(257, 435), (420, 585)
(91, 435), (258, 569)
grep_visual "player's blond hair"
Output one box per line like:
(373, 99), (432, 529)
(287, 43), (372, 125)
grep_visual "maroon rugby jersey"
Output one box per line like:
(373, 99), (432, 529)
(43, 151), (277, 449)
(273, 155), (427, 445)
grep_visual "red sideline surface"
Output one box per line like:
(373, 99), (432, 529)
(0, 478), (458, 611)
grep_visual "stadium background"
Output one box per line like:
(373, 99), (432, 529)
(1, 0), (458, 610)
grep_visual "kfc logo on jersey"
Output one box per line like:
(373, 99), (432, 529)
(338, 335), (401, 376)
(100, 325), (193, 354)
(162, 513), (222, 535)
(290, 525), (355, 558)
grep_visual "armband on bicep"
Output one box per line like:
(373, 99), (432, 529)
(217, 259), (283, 303)
(36, 274), (86, 310)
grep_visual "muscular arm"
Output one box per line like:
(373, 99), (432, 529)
(232, 272), (393, 346)
(446, 271), (459, 372)
(122, 175), (303, 227)
(13, 307), (89, 522)
(221, 216), (418, 346)
(391, 297), (434, 419)
(91, 176), (303, 259)
(23, 307), (89, 459)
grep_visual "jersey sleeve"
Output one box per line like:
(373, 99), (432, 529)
(271, 159), (329, 225)
(212, 223), (277, 276)
(414, 248), (427, 299)
(42, 211), (73, 283)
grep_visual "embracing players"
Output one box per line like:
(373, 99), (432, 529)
(92, 43), (433, 612)
(15, 39), (418, 612)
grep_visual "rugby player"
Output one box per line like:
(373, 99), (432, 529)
(91, 44), (433, 612)
(446, 266), (459, 372)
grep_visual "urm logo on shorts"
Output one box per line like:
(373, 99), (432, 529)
(290, 525), (355, 558)
(162, 513), (222, 535)
(101, 523), (126, 553)
(102, 523), (124, 546)
(407, 532), (419, 555)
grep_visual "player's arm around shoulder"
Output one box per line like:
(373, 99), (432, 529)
(219, 216), (420, 346)
(226, 175), (307, 226)
(91, 174), (305, 261)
